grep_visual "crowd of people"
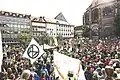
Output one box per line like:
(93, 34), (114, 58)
(1, 38), (120, 80)
(61, 38), (120, 80)
(1, 45), (55, 80)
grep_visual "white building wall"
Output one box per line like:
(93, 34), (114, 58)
(32, 22), (46, 37)
(46, 23), (74, 38)
(46, 23), (57, 37)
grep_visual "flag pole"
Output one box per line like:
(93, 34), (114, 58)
(0, 30), (3, 72)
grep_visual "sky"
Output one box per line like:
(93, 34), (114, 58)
(0, 0), (93, 26)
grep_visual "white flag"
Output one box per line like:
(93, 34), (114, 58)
(54, 51), (86, 80)
(23, 38), (44, 64)
(0, 31), (3, 72)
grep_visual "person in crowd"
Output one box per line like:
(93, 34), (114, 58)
(2, 37), (120, 80)
(84, 66), (93, 80)
(40, 64), (49, 80)
(40, 72), (46, 80)
(54, 63), (76, 80)
(16, 69), (31, 80)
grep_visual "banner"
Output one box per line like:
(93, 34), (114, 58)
(0, 31), (3, 72)
(23, 38), (44, 64)
(54, 51), (86, 80)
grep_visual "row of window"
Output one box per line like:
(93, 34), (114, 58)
(0, 16), (30, 23)
(49, 33), (72, 36)
(47, 28), (72, 31)
(59, 25), (72, 28)
(57, 33), (72, 36)
(0, 24), (30, 28)
(56, 29), (72, 31)
(33, 27), (45, 31)
(33, 32), (46, 36)
(32, 32), (73, 37)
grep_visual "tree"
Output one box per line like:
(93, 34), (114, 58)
(18, 33), (32, 47)
(56, 34), (63, 45)
(82, 27), (91, 38)
(38, 33), (55, 46)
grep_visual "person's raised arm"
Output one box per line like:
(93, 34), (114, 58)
(54, 64), (65, 80)
(77, 61), (81, 77)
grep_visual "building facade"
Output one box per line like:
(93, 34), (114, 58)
(74, 26), (83, 39)
(0, 11), (31, 44)
(31, 16), (74, 38)
(31, 16), (46, 37)
(0, 11), (74, 45)
(45, 18), (74, 38)
(83, 0), (120, 38)
(45, 13), (74, 38)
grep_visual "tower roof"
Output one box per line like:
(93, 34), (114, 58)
(54, 12), (68, 22)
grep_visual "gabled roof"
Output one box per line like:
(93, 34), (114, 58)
(54, 12), (68, 22)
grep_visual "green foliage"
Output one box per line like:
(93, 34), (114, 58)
(56, 34), (63, 45)
(39, 34), (55, 45)
(82, 27), (91, 38)
(18, 33), (32, 46)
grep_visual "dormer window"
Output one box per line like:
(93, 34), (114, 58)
(5, 12), (9, 16)
(18, 14), (23, 18)
(12, 13), (16, 17)
(1, 11), (4, 15)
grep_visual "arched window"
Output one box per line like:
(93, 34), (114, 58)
(91, 8), (99, 22)
(85, 13), (89, 24)
(103, 7), (112, 16)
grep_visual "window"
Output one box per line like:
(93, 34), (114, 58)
(103, 7), (112, 17)
(19, 14), (23, 18)
(92, 8), (99, 21)
(14, 24), (17, 28)
(13, 13), (16, 17)
(5, 12), (9, 16)
(21, 25), (24, 28)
